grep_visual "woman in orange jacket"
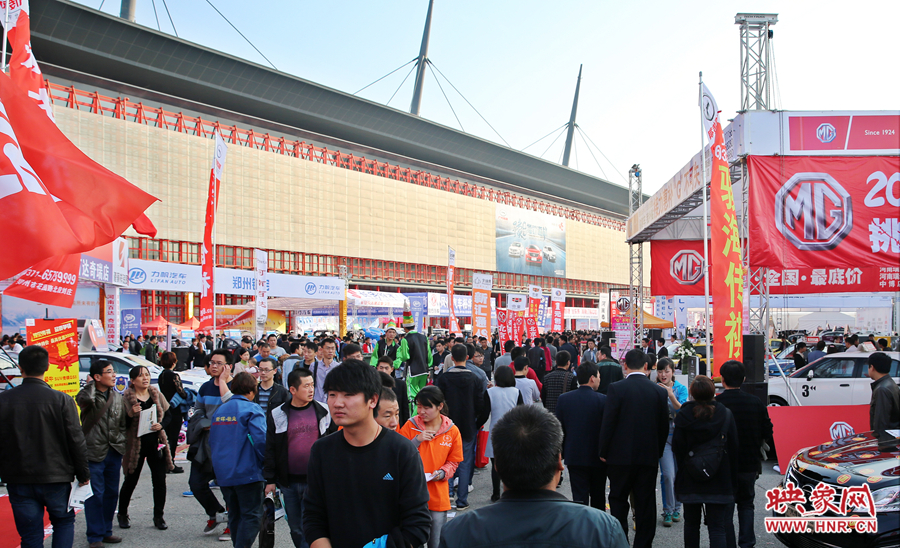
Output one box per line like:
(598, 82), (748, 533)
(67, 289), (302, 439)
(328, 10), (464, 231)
(399, 386), (463, 548)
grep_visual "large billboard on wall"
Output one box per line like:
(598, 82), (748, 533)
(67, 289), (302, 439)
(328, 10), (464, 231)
(748, 156), (900, 270)
(495, 205), (566, 277)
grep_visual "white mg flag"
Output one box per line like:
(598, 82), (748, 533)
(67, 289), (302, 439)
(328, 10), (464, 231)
(699, 82), (719, 144)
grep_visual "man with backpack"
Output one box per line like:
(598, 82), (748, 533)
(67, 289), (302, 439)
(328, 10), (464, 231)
(716, 360), (773, 548)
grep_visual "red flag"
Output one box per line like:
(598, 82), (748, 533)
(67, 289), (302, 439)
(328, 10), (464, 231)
(6, 6), (53, 123)
(3, 253), (80, 307)
(704, 84), (744, 373)
(0, 70), (157, 280)
(198, 133), (228, 332)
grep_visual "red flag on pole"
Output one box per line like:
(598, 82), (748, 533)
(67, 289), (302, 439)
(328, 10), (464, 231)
(198, 133), (228, 333)
(703, 83), (744, 373)
(0, 70), (157, 280)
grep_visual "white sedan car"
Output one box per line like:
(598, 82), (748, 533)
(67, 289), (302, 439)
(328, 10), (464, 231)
(767, 351), (899, 406)
(78, 352), (210, 393)
(508, 242), (524, 257)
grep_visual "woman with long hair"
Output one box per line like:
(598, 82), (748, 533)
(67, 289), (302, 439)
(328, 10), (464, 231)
(399, 386), (463, 548)
(656, 357), (688, 526)
(673, 376), (739, 548)
(485, 365), (523, 502)
(118, 366), (174, 530)
(157, 352), (186, 474)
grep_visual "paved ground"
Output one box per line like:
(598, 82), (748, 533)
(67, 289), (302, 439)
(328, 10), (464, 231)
(1, 449), (789, 548)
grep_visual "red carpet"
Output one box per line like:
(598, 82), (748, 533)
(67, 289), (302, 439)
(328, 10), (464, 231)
(0, 493), (81, 548)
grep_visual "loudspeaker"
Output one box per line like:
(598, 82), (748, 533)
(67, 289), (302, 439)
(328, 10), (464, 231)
(743, 334), (766, 383)
(600, 331), (614, 347)
(739, 381), (768, 406)
(648, 328), (662, 343)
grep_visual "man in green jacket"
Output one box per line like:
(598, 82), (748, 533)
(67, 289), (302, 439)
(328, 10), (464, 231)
(76, 360), (128, 547)
(395, 313), (431, 418)
(369, 326), (400, 367)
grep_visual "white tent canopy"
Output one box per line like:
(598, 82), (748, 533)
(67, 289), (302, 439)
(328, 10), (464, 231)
(229, 290), (409, 314)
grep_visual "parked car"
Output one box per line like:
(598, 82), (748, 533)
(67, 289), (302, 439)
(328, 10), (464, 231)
(776, 431), (899, 548)
(508, 241), (524, 257)
(525, 245), (542, 265)
(0, 352), (20, 391)
(542, 245), (557, 262)
(767, 351), (900, 407)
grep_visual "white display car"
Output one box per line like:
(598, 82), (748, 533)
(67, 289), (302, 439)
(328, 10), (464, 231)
(767, 351), (899, 406)
(78, 352), (210, 393)
(508, 241), (524, 257)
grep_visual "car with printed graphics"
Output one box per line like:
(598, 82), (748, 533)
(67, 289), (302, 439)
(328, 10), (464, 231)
(775, 430), (900, 548)
(767, 352), (900, 407)
(525, 245), (542, 265)
(508, 241), (524, 258)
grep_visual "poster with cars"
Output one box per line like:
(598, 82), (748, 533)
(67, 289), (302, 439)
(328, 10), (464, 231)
(495, 205), (566, 277)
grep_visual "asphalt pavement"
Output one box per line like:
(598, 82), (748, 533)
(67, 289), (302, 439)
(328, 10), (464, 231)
(1, 449), (789, 548)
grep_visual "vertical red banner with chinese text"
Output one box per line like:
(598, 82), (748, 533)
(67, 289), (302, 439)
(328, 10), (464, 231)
(199, 133), (227, 333)
(550, 288), (566, 332)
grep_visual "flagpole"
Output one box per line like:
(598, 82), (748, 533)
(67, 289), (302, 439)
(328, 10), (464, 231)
(699, 72), (712, 365)
(212, 135), (218, 338)
(2, 2), (10, 73)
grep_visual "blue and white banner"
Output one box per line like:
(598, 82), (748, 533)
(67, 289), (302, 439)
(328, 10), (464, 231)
(127, 259), (344, 300)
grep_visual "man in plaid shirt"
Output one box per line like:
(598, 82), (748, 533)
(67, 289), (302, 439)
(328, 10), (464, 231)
(540, 351), (579, 413)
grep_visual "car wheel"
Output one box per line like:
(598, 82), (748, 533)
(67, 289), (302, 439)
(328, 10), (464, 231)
(768, 396), (788, 407)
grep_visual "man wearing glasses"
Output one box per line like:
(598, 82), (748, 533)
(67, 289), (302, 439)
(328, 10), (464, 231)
(253, 362), (289, 416)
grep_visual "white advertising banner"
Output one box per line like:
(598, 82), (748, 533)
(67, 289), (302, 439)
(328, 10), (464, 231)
(507, 294), (527, 312)
(127, 259), (344, 300)
(254, 249), (268, 339)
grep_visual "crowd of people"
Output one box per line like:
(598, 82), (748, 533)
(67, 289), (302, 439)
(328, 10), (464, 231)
(0, 323), (897, 548)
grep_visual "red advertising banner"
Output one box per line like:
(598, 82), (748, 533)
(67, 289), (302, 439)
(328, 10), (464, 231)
(768, 404), (870, 474)
(550, 288), (566, 332)
(524, 317), (539, 340)
(512, 314), (524, 346)
(527, 285), (542, 318)
(788, 114), (900, 153)
(199, 133), (227, 332)
(497, 309), (509, 353)
(4, 254), (79, 307)
(748, 155), (900, 270)
(471, 273), (492, 339)
(650, 240), (891, 295)
(25, 318), (80, 397)
(447, 247), (461, 335)
(706, 90), (743, 372)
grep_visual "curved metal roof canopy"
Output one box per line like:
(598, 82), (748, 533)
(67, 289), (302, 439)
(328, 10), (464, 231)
(32, 0), (630, 216)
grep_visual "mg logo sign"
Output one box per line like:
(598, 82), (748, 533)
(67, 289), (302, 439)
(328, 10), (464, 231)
(816, 123), (837, 143)
(775, 173), (853, 251)
(669, 250), (704, 285)
(616, 297), (631, 313)
(829, 421), (855, 440)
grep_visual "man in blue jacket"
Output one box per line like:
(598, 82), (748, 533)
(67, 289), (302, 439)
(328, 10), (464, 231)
(209, 372), (267, 548)
(555, 362), (607, 510)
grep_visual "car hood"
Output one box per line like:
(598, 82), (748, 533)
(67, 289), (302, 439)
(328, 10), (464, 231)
(795, 431), (900, 483)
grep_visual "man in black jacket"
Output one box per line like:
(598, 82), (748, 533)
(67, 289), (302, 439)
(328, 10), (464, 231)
(655, 338), (668, 358)
(264, 367), (335, 548)
(439, 405), (628, 548)
(596, 346), (623, 395)
(555, 362), (607, 510)
(302, 360), (430, 548)
(598, 349), (669, 548)
(716, 360), (774, 548)
(540, 351), (578, 414)
(436, 344), (488, 510)
(527, 338), (547, 383)
(0, 345), (91, 548)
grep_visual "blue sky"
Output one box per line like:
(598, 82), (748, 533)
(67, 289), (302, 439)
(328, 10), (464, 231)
(74, 0), (899, 193)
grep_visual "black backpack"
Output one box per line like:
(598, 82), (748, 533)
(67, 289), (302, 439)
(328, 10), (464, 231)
(684, 406), (732, 482)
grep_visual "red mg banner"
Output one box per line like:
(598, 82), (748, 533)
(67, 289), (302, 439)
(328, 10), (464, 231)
(650, 240), (891, 295)
(768, 405), (869, 474)
(748, 156), (900, 269)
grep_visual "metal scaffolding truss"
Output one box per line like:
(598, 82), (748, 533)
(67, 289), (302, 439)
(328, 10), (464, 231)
(736, 13), (778, 112)
(629, 165), (644, 347)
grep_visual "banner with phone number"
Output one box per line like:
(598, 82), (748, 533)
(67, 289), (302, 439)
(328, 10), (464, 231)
(26, 318), (80, 397)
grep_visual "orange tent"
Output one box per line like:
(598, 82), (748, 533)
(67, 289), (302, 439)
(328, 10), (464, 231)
(601, 309), (674, 329)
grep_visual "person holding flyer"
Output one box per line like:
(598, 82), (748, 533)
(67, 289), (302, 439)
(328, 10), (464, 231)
(399, 386), (463, 548)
